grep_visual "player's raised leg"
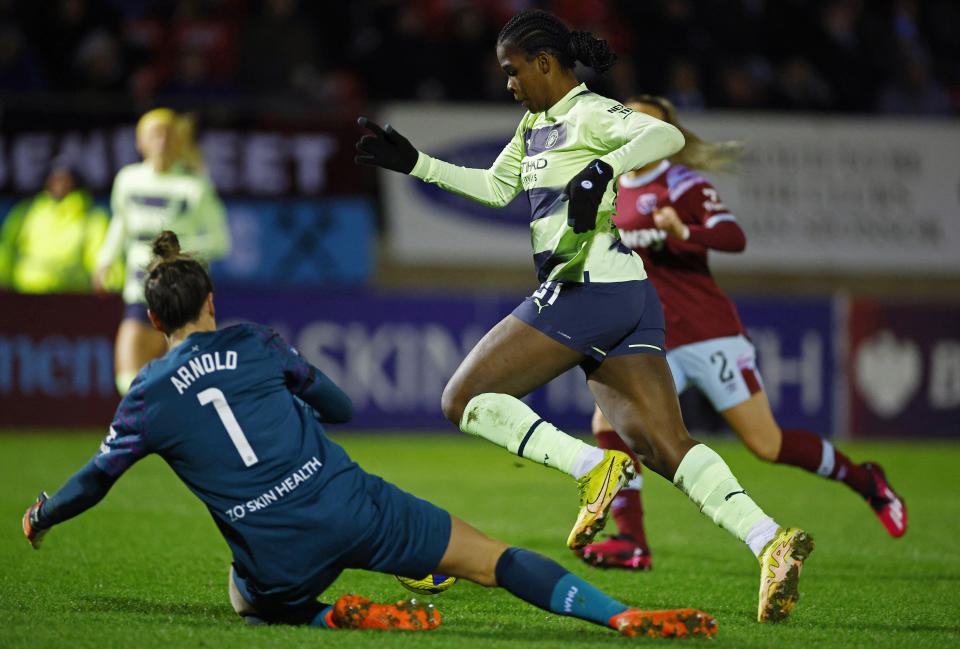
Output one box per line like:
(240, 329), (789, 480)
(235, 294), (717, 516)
(587, 352), (813, 623)
(435, 514), (717, 638)
(442, 315), (635, 549)
(721, 392), (907, 537)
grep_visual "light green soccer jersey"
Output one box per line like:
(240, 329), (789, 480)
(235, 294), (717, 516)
(96, 161), (231, 304)
(411, 83), (684, 283)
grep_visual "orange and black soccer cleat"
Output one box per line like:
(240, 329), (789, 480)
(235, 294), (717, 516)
(331, 594), (440, 630)
(23, 492), (50, 550)
(610, 607), (717, 639)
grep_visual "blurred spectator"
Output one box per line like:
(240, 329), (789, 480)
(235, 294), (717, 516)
(440, 5), (496, 100)
(663, 59), (706, 111)
(25, 0), (121, 90)
(0, 23), (46, 90)
(0, 156), (117, 294)
(74, 28), (127, 91)
(238, 0), (319, 97)
(773, 56), (834, 111)
(4, 0), (959, 114)
(808, 0), (885, 112)
(716, 57), (773, 109)
(876, 50), (953, 115)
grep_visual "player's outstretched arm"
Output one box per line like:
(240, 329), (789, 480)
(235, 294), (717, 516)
(355, 117), (419, 174)
(22, 459), (120, 550)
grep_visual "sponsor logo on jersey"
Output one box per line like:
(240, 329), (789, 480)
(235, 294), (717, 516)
(522, 158), (548, 173)
(636, 192), (658, 214)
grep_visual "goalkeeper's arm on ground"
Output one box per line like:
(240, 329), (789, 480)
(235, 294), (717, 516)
(23, 459), (119, 549)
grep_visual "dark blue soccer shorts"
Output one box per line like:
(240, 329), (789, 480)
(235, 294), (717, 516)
(512, 279), (666, 372)
(232, 470), (451, 624)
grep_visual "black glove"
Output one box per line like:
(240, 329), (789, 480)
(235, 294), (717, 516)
(355, 117), (419, 174)
(561, 159), (613, 234)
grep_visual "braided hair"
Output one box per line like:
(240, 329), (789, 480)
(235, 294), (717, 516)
(497, 9), (617, 74)
(144, 231), (214, 333)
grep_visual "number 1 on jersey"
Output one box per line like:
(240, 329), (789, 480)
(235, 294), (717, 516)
(197, 387), (259, 467)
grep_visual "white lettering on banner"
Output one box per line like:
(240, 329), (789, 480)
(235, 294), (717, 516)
(0, 128), (338, 196)
(929, 341), (960, 410)
(59, 130), (110, 190)
(202, 131), (239, 193)
(292, 135), (337, 194)
(853, 331), (922, 418)
(112, 126), (138, 169)
(223, 456), (323, 521)
(295, 321), (485, 411)
(243, 133), (288, 194)
(0, 335), (114, 397)
(748, 328), (822, 413)
(13, 133), (53, 192)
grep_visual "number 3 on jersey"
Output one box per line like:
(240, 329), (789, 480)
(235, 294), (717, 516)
(197, 387), (259, 467)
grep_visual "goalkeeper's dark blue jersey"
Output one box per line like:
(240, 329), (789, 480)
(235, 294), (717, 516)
(95, 323), (366, 594)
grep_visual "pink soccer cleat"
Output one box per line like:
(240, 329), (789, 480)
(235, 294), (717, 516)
(862, 463), (907, 538)
(577, 534), (652, 571)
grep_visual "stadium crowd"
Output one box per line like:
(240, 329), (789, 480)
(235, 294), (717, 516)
(1, 0), (957, 116)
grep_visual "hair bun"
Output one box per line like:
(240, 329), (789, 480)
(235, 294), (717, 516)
(568, 30), (617, 74)
(152, 230), (182, 261)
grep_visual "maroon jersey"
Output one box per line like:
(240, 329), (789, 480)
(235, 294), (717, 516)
(615, 160), (747, 348)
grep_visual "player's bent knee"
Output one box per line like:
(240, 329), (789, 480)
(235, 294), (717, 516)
(440, 381), (471, 425)
(745, 436), (779, 462)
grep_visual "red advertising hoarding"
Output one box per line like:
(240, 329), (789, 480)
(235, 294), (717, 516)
(0, 291), (123, 427)
(848, 300), (960, 437)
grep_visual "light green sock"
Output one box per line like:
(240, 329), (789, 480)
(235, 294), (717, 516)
(115, 370), (138, 396)
(673, 443), (771, 543)
(459, 393), (592, 476)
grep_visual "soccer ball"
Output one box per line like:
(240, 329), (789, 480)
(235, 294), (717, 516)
(395, 573), (457, 595)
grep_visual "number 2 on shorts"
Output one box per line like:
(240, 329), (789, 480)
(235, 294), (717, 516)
(197, 387), (259, 466)
(710, 351), (735, 383)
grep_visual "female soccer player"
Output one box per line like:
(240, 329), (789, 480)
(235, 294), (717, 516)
(93, 108), (230, 395)
(577, 95), (907, 571)
(356, 9), (811, 623)
(22, 231), (716, 639)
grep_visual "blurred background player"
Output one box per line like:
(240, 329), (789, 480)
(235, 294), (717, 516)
(93, 108), (230, 395)
(23, 230), (717, 640)
(0, 155), (117, 294)
(357, 9), (812, 623)
(578, 95), (907, 572)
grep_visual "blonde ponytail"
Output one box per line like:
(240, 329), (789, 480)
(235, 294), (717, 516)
(628, 95), (745, 173)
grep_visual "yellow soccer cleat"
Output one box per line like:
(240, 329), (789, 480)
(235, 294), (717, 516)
(567, 450), (636, 550)
(757, 527), (814, 623)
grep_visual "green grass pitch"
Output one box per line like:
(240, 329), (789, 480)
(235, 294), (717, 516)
(2, 431), (958, 649)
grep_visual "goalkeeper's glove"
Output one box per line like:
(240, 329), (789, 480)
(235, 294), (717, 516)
(355, 117), (419, 174)
(23, 491), (50, 550)
(561, 159), (613, 234)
